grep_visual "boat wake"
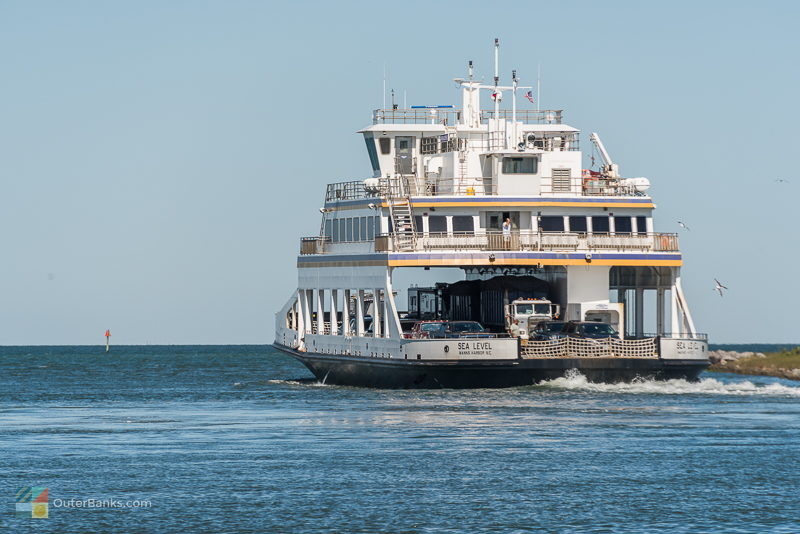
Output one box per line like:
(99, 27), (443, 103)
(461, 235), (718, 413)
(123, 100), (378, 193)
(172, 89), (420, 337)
(267, 378), (331, 387)
(536, 370), (800, 397)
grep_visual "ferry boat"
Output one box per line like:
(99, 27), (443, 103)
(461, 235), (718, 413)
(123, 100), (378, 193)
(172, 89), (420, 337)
(273, 42), (709, 388)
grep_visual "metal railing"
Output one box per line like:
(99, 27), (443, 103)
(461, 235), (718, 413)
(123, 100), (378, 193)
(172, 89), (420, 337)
(410, 231), (678, 253)
(372, 108), (564, 125)
(481, 109), (563, 124)
(324, 177), (651, 202)
(302, 232), (679, 255)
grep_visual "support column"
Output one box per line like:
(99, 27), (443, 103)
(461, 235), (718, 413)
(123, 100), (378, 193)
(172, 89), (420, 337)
(356, 290), (365, 337)
(296, 290), (305, 335)
(634, 288), (644, 338)
(617, 288), (627, 337)
(656, 288), (665, 336)
(383, 267), (403, 339)
(315, 289), (324, 335)
(342, 289), (351, 336)
(302, 289), (312, 334)
(330, 289), (339, 336)
(372, 289), (382, 337)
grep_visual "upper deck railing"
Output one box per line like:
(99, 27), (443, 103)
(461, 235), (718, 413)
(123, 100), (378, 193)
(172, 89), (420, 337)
(300, 231), (679, 255)
(324, 177), (647, 202)
(372, 108), (564, 125)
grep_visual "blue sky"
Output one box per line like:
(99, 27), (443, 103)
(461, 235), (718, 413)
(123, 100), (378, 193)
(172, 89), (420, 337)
(1, 1), (797, 344)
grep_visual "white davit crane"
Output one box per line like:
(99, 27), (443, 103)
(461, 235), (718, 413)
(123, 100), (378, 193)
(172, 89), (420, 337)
(589, 132), (651, 193)
(589, 132), (620, 179)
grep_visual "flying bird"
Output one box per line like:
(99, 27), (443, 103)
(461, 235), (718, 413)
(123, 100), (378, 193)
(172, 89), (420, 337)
(775, 178), (790, 184)
(677, 220), (690, 231)
(714, 278), (728, 297)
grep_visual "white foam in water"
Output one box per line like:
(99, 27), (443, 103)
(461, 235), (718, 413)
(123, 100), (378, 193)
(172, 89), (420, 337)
(267, 379), (330, 387)
(537, 369), (800, 397)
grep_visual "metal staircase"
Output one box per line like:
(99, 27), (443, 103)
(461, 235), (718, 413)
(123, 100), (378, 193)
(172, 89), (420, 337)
(384, 176), (416, 251)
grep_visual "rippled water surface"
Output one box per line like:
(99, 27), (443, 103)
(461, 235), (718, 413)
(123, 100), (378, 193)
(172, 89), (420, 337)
(2, 345), (799, 533)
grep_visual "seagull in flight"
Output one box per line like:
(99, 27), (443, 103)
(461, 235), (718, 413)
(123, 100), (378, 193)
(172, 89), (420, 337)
(775, 178), (790, 184)
(714, 278), (728, 297)
(677, 220), (690, 231)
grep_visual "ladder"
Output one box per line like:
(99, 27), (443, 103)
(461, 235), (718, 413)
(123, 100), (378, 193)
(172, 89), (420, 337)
(384, 176), (416, 251)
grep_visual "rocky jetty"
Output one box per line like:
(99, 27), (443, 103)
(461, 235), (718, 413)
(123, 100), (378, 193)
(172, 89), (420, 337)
(708, 350), (800, 381)
(708, 350), (765, 365)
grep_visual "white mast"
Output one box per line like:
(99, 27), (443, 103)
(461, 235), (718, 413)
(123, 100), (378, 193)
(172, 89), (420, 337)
(512, 69), (517, 149)
(493, 38), (500, 118)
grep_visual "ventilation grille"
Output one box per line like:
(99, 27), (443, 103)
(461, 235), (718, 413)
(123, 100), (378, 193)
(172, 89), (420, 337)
(552, 168), (572, 192)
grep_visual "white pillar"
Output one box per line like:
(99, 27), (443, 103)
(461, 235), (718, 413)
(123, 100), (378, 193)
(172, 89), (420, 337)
(356, 290), (365, 337)
(372, 289), (382, 337)
(302, 289), (312, 334)
(617, 289), (627, 337)
(315, 289), (324, 335)
(342, 289), (351, 336)
(330, 289), (339, 336)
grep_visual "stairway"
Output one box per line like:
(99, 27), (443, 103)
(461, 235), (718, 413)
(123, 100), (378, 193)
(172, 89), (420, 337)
(385, 177), (416, 251)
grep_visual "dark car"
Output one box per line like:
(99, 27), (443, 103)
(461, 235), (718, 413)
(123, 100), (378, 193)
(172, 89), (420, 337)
(428, 321), (493, 338)
(410, 320), (447, 339)
(562, 321), (618, 339)
(531, 321), (567, 341)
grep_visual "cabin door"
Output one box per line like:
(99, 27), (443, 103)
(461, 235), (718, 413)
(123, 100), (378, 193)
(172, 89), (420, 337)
(395, 136), (414, 175)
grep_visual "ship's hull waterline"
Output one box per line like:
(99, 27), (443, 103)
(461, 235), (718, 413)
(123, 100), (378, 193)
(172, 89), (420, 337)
(273, 344), (709, 389)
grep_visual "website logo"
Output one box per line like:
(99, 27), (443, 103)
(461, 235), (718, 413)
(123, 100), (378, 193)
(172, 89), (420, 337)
(15, 487), (48, 518)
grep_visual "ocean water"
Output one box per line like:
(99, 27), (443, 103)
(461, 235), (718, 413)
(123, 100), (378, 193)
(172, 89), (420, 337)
(2, 345), (799, 533)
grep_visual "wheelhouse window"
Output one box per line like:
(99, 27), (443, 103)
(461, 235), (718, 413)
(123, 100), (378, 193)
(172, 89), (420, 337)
(379, 137), (391, 155)
(502, 157), (537, 174)
(421, 136), (438, 155)
(364, 135), (381, 178)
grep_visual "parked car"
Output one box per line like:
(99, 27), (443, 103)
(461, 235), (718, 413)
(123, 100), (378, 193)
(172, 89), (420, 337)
(531, 321), (567, 341)
(427, 321), (493, 339)
(562, 321), (619, 339)
(410, 320), (447, 339)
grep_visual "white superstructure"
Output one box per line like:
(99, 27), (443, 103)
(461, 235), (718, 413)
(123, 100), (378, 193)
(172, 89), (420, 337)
(274, 41), (708, 387)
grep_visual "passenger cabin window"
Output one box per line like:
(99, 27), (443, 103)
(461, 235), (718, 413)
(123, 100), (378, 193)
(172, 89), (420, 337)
(539, 216), (564, 232)
(569, 216), (587, 233)
(452, 216), (474, 233)
(502, 157), (537, 174)
(636, 216), (648, 234)
(615, 216), (632, 234)
(592, 216), (610, 234)
(428, 216), (447, 233)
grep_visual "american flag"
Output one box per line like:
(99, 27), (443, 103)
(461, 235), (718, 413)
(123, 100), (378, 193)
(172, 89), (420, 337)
(524, 90), (534, 104)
